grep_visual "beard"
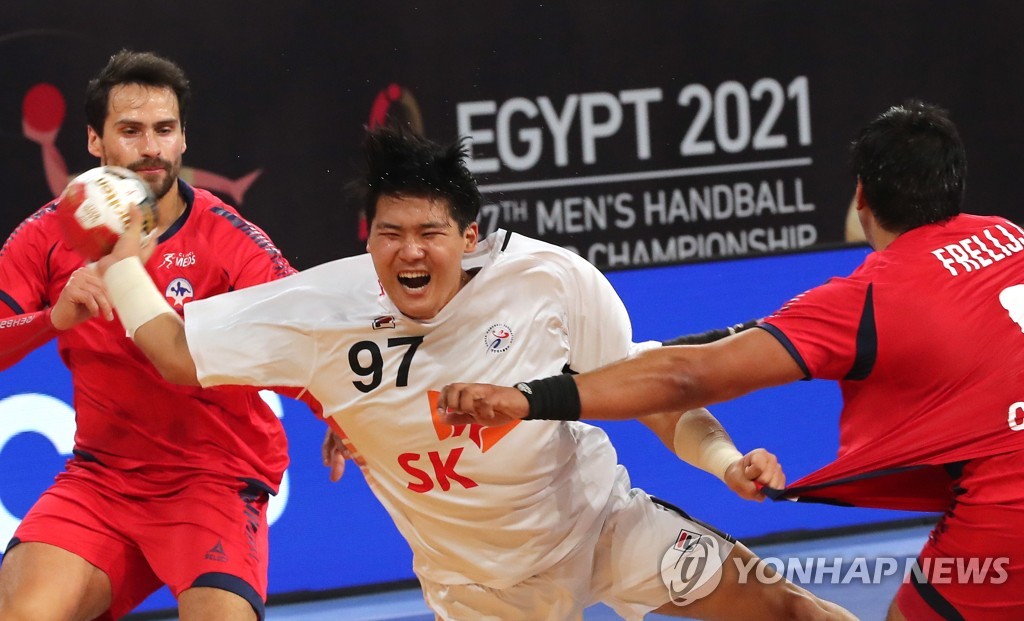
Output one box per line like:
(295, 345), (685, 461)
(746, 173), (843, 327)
(129, 157), (180, 199)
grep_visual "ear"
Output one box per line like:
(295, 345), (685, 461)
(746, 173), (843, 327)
(854, 179), (868, 211)
(180, 128), (187, 154)
(463, 222), (479, 252)
(87, 126), (103, 159)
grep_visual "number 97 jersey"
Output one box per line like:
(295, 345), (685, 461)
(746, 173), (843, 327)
(184, 229), (638, 589)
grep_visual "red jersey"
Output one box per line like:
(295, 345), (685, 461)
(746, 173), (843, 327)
(0, 181), (295, 490)
(761, 213), (1024, 511)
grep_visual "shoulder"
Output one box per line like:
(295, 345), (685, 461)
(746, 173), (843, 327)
(1, 201), (61, 254)
(297, 252), (378, 288)
(186, 186), (288, 254)
(16, 201), (61, 232)
(770, 273), (870, 325)
(490, 230), (599, 281)
(188, 187), (251, 229)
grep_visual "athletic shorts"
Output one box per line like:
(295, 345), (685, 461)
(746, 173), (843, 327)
(896, 450), (1024, 620)
(419, 465), (736, 621)
(7, 458), (270, 620)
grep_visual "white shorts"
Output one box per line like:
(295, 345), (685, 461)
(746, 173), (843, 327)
(419, 466), (736, 621)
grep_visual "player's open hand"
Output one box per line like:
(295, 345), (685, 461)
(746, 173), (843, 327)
(437, 383), (529, 427)
(723, 448), (785, 502)
(51, 265), (113, 329)
(95, 204), (157, 275)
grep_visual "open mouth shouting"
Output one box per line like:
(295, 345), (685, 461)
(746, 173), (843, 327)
(398, 270), (430, 290)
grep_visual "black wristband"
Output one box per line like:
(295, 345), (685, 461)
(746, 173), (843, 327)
(662, 319), (760, 346)
(515, 374), (582, 421)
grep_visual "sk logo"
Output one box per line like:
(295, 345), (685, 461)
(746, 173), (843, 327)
(427, 390), (519, 452)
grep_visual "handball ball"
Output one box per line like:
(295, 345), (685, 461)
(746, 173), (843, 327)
(56, 166), (157, 261)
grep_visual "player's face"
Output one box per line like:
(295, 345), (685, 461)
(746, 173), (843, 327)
(87, 84), (186, 201)
(367, 195), (479, 320)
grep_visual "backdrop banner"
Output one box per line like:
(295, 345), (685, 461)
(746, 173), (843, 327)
(2, 2), (1022, 270)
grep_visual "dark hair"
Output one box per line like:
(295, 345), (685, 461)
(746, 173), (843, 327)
(84, 49), (191, 136)
(356, 126), (481, 231)
(850, 100), (966, 233)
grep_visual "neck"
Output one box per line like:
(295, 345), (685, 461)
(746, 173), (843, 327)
(155, 183), (186, 232)
(866, 224), (900, 252)
(859, 206), (900, 252)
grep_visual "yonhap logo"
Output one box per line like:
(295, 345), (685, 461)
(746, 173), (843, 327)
(660, 529), (725, 606)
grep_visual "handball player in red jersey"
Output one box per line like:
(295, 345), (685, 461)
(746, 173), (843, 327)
(0, 50), (295, 621)
(440, 101), (1024, 620)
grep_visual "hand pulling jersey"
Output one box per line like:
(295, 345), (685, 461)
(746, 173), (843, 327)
(0, 181), (293, 489)
(761, 214), (1024, 510)
(185, 229), (636, 587)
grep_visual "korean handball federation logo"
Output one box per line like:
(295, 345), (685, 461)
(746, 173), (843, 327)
(484, 323), (514, 353)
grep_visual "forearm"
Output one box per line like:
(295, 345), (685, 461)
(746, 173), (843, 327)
(668, 408), (742, 481)
(133, 313), (200, 385)
(0, 309), (58, 370)
(573, 329), (802, 421)
(439, 329), (803, 427)
(103, 257), (200, 385)
(574, 345), (716, 420)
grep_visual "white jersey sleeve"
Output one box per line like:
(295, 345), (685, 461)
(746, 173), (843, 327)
(183, 254), (378, 389)
(184, 276), (317, 388)
(559, 252), (634, 373)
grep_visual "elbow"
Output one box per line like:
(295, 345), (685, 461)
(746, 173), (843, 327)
(154, 357), (200, 387)
(666, 366), (703, 409)
(656, 347), (712, 410)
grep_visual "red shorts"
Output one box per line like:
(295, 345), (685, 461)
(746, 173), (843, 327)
(9, 458), (270, 620)
(895, 451), (1024, 620)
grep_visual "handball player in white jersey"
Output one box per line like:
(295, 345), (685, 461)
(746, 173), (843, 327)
(95, 127), (853, 620)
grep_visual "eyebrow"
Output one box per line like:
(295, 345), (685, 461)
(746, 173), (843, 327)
(113, 118), (180, 128)
(376, 220), (452, 231)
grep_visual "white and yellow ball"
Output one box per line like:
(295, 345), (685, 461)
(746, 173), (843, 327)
(56, 166), (157, 261)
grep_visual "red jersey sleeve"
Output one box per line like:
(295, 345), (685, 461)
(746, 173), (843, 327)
(0, 204), (63, 368)
(760, 275), (873, 381)
(0, 203), (60, 315)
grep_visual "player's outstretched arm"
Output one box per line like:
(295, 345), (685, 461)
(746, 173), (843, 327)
(638, 408), (784, 501)
(439, 329), (805, 426)
(96, 206), (200, 386)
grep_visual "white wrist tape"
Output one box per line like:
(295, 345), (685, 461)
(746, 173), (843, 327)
(102, 257), (174, 338)
(673, 417), (743, 482)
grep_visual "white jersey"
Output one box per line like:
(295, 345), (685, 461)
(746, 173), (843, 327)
(185, 229), (638, 587)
